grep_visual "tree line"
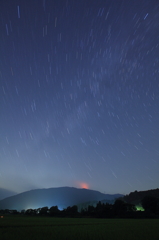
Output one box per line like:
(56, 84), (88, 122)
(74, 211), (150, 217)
(0, 196), (159, 218)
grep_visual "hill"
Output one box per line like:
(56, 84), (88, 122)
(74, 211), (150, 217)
(0, 187), (123, 211)
(123, 188), (159, 205)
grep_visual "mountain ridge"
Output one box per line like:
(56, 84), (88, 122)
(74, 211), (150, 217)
(0, 186), (123, 211)
(122, 188), (159, 205)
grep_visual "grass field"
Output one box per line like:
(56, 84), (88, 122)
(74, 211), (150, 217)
(0, 216), (159, 240)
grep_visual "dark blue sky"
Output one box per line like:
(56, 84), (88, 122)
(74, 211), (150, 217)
(0, 0), (159, 194)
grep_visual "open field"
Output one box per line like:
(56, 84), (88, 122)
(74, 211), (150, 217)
(0, 216), (159, 240)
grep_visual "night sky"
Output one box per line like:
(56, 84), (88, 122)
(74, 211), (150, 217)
(0, 0), (159, 195)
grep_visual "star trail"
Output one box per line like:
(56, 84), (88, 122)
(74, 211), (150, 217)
(0, 0), (159, 194)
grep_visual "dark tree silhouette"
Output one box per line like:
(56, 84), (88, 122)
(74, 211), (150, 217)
(49, 206), (59, 216)
(142, 196), (159, 214)
(39, 206), (48, 215)
(25, 209), (37, 215)
(63, 205), (78, 217)
(87, 205), (95, 216)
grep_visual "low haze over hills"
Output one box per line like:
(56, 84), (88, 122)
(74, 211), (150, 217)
(0, 188), (17, 201)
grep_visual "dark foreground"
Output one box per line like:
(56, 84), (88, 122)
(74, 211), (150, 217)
(0, 216), (159, 240)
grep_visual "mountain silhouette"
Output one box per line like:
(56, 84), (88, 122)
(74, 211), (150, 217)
(0, 187), (123, 211)
(122, 188), (159, 205)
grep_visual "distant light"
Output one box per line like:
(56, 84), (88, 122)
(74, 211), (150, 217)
(58, 206), (63, 211)
(136, 205), (144, 211)
(79, 182), (89, 189)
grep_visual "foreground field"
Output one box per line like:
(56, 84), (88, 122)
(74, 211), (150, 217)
(0, 216), (159, 240)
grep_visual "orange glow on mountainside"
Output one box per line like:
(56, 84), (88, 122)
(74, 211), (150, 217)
(79, 182), (89, 189)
